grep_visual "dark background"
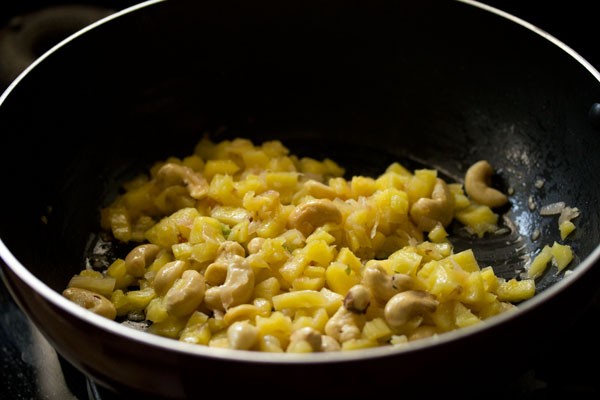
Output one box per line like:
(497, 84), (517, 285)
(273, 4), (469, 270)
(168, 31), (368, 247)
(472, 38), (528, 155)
(1, 1), (599, 399)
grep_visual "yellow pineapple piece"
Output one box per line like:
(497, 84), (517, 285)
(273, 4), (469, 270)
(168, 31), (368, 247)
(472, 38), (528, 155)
(559, 220), (576, 240)
(325, 261), (361, 296)
(496, 278), (535, 302)
(362, 318), (393, 342)
(454, 204), (499, 238)
(551, 241), (574, 272)
(526, 245), (553, 279)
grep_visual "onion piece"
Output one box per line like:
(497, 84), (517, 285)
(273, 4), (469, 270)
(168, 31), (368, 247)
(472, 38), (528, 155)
(559, 206), (580, 225)
(539, 201), (566, 216)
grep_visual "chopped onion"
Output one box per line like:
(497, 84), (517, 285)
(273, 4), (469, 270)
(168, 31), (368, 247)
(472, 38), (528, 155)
(559, 206), (580, 225)
(539, 201), (566, 216)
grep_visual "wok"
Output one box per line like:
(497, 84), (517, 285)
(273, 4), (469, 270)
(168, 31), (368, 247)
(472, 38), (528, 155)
(1, 0), (599, 398)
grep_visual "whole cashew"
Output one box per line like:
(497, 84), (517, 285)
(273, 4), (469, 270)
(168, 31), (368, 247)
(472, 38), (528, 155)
(227, 321), (259, 350)
(384, 290), (438, 331)
(343, 284), (372, 313)
(205, 241), (246, 286)
(320, 335), (342, 352)
(153, 260), (188, 296)
(409, 178), (455, 232)
(287, 326), (323, 352)
(63, 287), (116, 320)
(324, 305), (366, 343)
(304, 179), (336, 199)
(204, 256), (255, 311)
(362, 263), (414, 304)
(164, 270), (206, 317)
(156, 162), (208, 199)
(464, 160), (508, 208)
(288, 199), (342, 236)
(125, 243), (161, 277)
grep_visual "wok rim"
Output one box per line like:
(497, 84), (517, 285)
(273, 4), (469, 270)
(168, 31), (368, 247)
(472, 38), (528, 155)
(1, 0), (599, 365)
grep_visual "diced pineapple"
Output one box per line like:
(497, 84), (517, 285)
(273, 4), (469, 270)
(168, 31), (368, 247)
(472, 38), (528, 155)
(67, 273), (116, 298)
(341, 338), (379, 351)
(253, 277), (282, 301)
(325, 261), (361, 296)
(271, 290), (329, 310)
(203, 159), (240, 180)
(496, 278), (535, 302)
(454, 204), (499, 238)
(406, 169), (437, 204)
(362, 318), (393, 342)
(526, 245), (553, 279)
(551, 241), (574, 272)
(428, 223), (448, 243)
(559, 220), (576, 240)
(454, 303), (481, 328)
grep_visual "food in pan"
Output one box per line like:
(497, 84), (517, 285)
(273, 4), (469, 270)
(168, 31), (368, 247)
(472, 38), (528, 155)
(62, 136), (574, 352)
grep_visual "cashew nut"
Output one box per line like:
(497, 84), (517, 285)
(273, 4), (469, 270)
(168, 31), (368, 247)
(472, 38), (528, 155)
(62, 287), (116, 320)
(156, 162), (208, 199)
(362, 263), (414, 304)
(304, 179), (336, 199)
(204, 241), (246, 286)
(204, 256), (255, 311)
(464, 160), (508, 208)
(324, 305), (366, 343)
(320, 335), (342, 352)
(288, 198), (342, 237)
(153, 260), (188, 296)
(227, 321), (259, 350)
(260, 334), (284, 352)
(287, 326), (323, 352)
(384, 290), (439, 331)
(164, 270), (206, 317)
(409, 178), (455, 232)
(343, 284), (372, 313)
(125, 243), (161, 277)
(204, 263), (228, 286)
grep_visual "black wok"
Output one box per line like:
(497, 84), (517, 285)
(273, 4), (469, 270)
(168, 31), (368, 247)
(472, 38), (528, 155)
(1, 0), (600, 398)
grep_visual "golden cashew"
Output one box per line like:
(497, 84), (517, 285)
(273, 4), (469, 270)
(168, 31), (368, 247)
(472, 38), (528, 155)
(62, 287), (116, 320)
(287, 326), (323, 352)
(153, 260), (188, 296)
(260, 334), (284, 352)
(164, 270), (206, 317)
(304, 179), (336, 199)
(156, 162), (208, 199)
(362, 263), (414, 304)
(343, 284), (372, 313)
(204, 257), (255, 312)
(204, 263), (228, 286)
(409, 178), (455, 232)
(124, 243), (161, 277)
(464, 160), (508, 208)
(288, 198), (342, 237)
(384, 290), (439, 331)
(217, 240), (246, 258)
(205, 241), (246, 286)
(227, 321), (259, 350)
(320, 335), (341, 352)
(324, 305), (366, 343)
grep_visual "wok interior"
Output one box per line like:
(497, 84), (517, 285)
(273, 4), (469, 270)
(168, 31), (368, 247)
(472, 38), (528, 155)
(1, 0), (600, 313)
